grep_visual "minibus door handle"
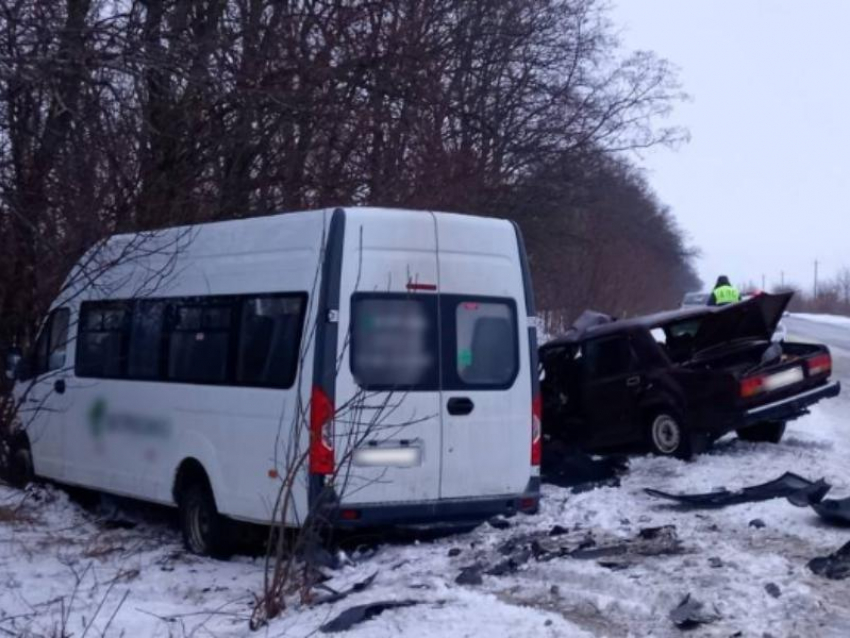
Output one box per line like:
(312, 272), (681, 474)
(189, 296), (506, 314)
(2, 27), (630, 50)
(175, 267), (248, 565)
(447, 397), (474, 416)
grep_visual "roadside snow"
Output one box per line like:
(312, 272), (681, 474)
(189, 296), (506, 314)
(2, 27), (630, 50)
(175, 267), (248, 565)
(3, 401), (850, 637)
(793, 313), (850, 328)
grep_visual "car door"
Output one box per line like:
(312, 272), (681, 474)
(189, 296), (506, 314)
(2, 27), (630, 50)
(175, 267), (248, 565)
(16, 308), (72, 480)
(581, 335), (641, 447)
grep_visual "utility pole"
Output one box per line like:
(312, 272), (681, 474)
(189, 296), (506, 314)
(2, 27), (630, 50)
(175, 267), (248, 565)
(814, 260), (819, 299)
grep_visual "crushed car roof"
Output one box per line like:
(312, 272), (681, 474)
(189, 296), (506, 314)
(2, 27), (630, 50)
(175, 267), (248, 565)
(541, 292), (792, 351)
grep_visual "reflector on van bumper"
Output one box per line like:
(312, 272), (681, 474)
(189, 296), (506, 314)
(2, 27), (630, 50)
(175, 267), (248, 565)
(353, 446), (422, 467)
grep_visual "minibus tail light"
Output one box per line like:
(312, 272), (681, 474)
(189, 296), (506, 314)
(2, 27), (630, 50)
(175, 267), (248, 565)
(310, 386), (335, 475)
(531, 393), (542, 466)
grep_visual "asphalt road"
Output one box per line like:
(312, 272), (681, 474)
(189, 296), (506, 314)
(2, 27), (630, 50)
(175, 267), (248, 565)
(786, 315), (850, 377)
(786, 315), (850, 420)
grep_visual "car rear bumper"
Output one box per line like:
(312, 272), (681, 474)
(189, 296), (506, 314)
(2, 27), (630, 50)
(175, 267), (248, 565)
(740, 381), (841, 427)
(326, 479), (541, 529)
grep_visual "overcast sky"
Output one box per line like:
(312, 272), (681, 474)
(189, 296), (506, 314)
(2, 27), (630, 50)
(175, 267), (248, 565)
(612, 0), (849, 293)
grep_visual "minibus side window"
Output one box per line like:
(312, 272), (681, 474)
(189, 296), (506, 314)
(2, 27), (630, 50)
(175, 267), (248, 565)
(166, 300), (232, 384)
(237, 294), (306, 388)
(77, 302), (130, 378)
(449, 298), (518, 389)
(128, 301), (166, 379)
(351, 295), (438, 390)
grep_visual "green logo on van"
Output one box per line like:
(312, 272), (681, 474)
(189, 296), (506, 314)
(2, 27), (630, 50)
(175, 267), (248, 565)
(89, 398), (107, 438)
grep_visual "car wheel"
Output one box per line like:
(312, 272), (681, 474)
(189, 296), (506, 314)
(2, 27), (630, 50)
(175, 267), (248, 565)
(178, 481), (232, 558)
(648, 413), (693, 459)
(8, 444), (34, 489)
(737, 421), (786, 444)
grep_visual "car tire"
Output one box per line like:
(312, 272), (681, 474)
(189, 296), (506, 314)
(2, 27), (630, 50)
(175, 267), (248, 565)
(737, 421), (786, 444)
(648, 412), (693, 460)
(178, 481), (233, 558)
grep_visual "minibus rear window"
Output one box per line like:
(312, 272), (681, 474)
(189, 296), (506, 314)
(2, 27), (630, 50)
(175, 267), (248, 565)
(351, 295), (438, 390)
(452, 300), (518, 388)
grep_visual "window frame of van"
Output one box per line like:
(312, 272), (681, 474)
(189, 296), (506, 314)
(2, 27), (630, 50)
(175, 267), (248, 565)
(23, 307), (71, 380)
(74, 292), (308, 390)
(349, 292), (440, 392)
(348, 292), (520, 392)
(442, 294), (520, 392)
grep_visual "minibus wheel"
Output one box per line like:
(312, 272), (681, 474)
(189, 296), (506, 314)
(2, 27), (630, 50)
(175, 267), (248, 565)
(8, 441), (34, 488)
(178, 481), (232, 558)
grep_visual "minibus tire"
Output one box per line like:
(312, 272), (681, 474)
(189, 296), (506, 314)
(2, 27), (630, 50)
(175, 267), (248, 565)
(179, 482), (233, 558)
(9, 445), (34, 489)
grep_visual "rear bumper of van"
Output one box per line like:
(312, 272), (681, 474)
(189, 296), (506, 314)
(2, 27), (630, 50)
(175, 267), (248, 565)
(326, 478), (541, 529)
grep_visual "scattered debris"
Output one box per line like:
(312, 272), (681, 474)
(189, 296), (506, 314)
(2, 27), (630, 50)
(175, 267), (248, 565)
(786, 481), (833, 507)
(811, 497), (850, 526)
(488, 516), (511, 530)
(313, 573), (378, 606)
(708, 557), (723, 569)
(808, 541), (850, 580)
(447, 548), (462, 557)
(542, 448), (629, 491)
(764, 583), (781, 598)
(454, 525), (684, 585)
(669, 593), (721, 629)
(645, 473), (828, 509)
(455, 567), (483, 586)
(319, 600), (419, 633)
(548, 525), (569, 537)
(749, 519), (766, 529)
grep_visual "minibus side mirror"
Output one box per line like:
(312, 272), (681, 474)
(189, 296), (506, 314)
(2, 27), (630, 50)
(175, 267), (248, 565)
(5, 347), (22, 382)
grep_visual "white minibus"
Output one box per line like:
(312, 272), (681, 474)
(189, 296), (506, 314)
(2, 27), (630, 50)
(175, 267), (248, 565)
(8, 207), (540, 555)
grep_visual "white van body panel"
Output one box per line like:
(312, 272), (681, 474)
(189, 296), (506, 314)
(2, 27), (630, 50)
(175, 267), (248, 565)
(434, 214), (532, 499)
(16, 207), (536, 527)
(333, 210), (443, 506)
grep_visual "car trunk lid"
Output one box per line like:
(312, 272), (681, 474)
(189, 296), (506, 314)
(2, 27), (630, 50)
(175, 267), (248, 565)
(693, 292), (792, 354)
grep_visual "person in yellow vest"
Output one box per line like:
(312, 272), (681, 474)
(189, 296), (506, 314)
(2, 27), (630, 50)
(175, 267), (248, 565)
(709, 275), (740, 306)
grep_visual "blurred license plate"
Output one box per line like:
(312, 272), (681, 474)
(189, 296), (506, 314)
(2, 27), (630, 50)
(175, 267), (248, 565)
(353, 446), (421, 467)
(764, 367), (804, 392)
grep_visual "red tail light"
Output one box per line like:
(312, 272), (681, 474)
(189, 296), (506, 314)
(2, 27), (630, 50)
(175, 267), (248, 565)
(808, 353), (832, 377)
(531, 393), (542, 466)
(740, 375), (765, 399)
(310, 386), (335, 475)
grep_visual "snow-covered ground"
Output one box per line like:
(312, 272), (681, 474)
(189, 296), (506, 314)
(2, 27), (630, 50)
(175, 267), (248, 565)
(3, 399), (849, 638)
(4, 325), (850, 637)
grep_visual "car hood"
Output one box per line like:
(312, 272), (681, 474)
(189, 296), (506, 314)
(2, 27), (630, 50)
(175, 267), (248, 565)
(692, 292), (793, 353)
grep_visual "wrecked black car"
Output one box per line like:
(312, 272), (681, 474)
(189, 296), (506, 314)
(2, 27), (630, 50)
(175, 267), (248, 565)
(539, 293), (840, 459)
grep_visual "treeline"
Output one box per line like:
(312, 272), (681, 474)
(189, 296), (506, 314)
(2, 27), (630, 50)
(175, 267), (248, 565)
(0, 0), (699, 347)
(772, 269), (850, 316)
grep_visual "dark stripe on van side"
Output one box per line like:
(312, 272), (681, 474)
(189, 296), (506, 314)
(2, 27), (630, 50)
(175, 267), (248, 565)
(513, 221), (541, 492)
(511, 221), (536, 316)
(309, 208), (346, 510)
